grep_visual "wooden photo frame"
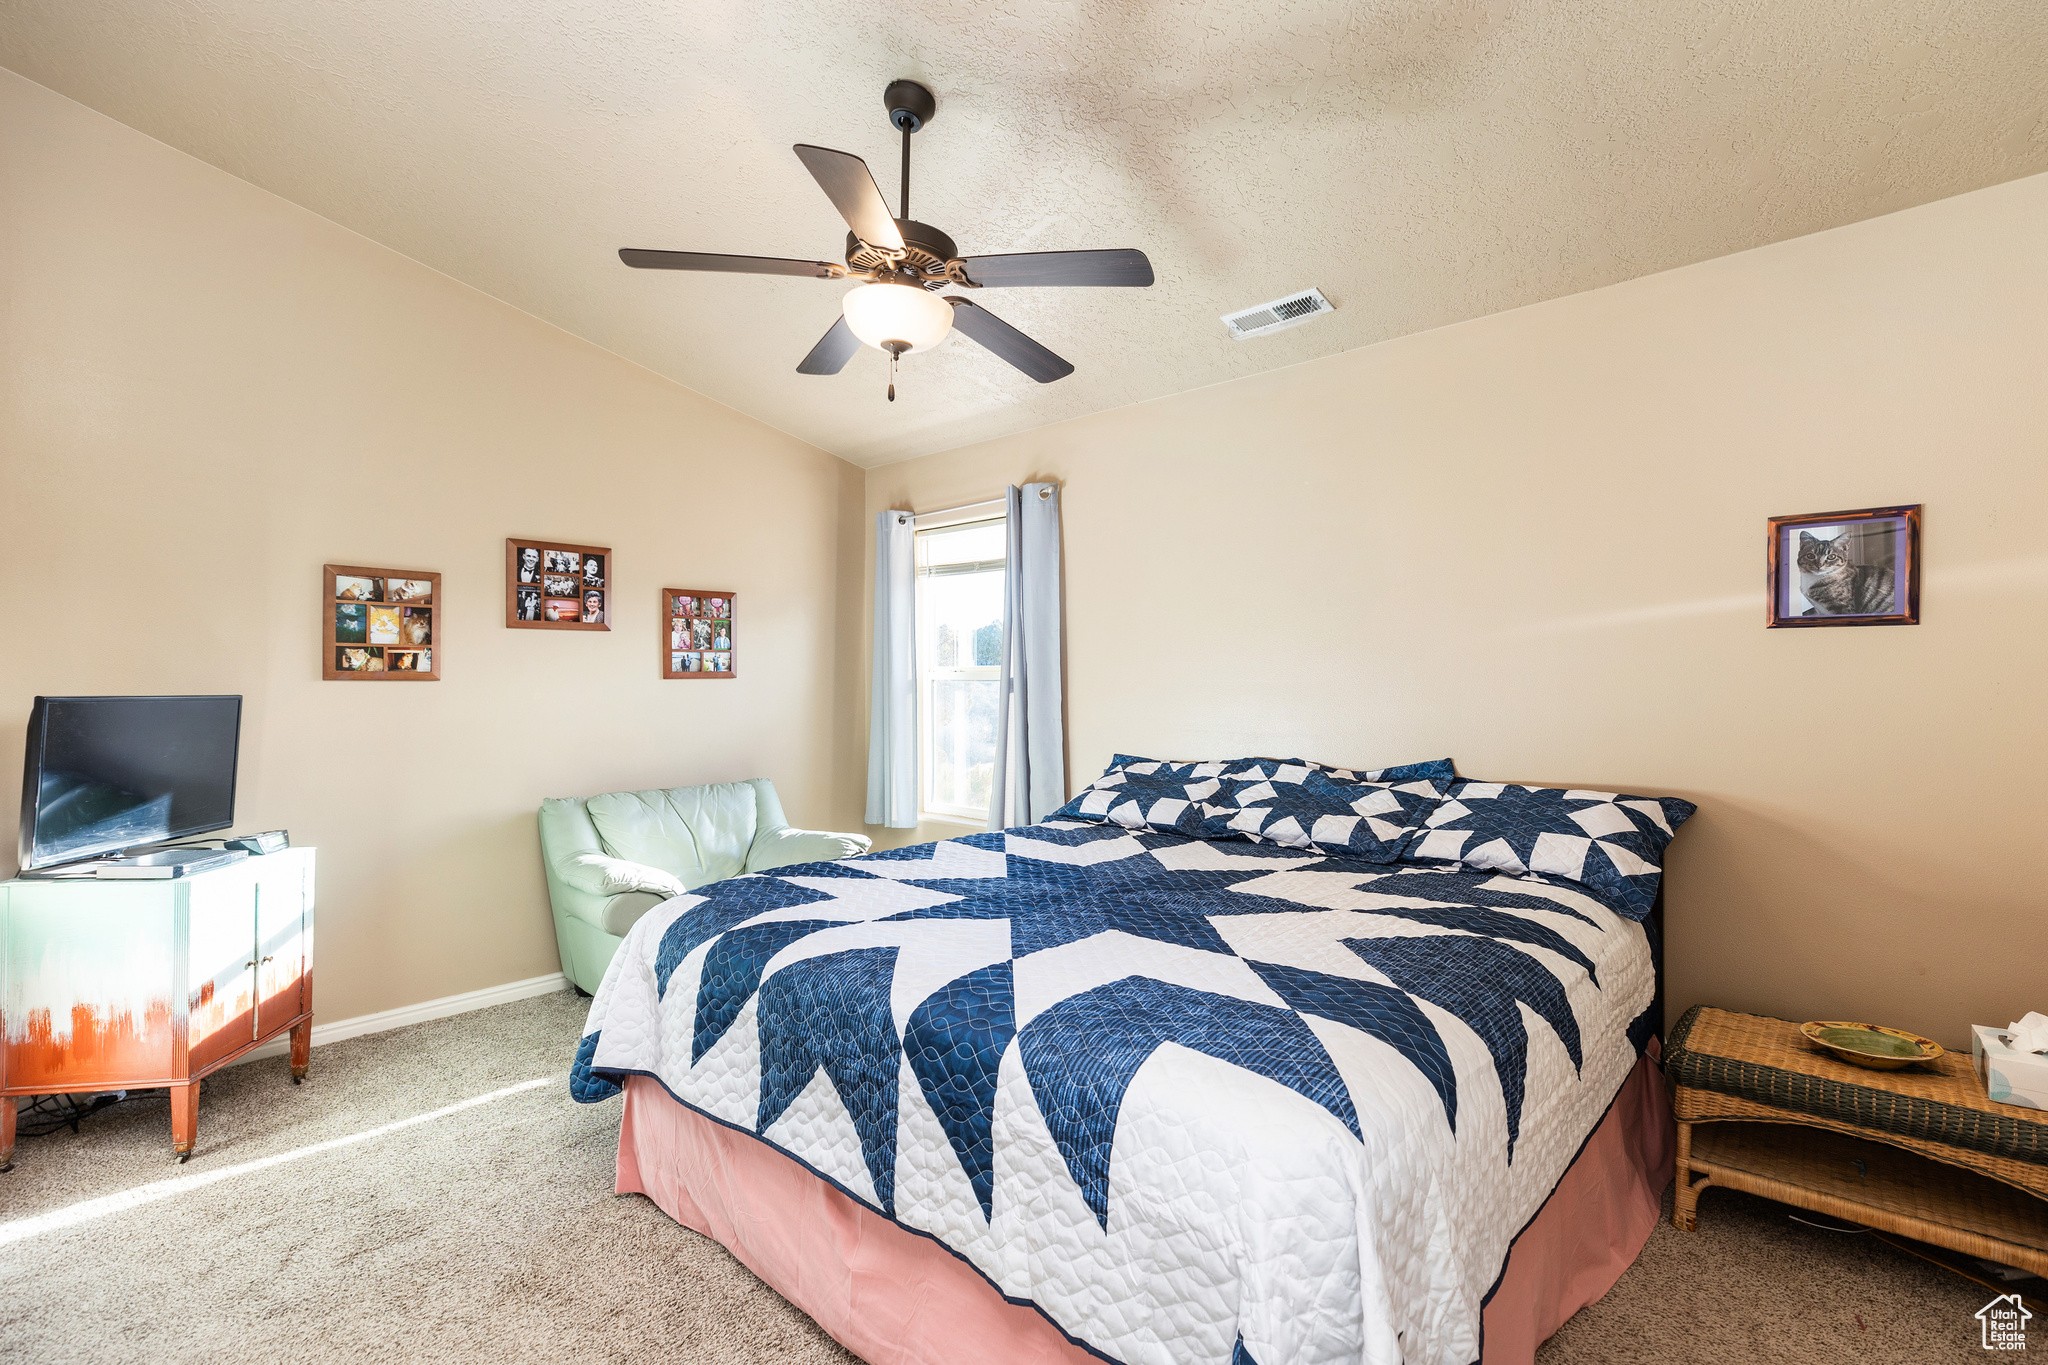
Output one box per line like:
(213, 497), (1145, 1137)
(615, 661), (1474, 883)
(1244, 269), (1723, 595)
(508, 538), (611, 631)
(662, 589), (736, 678)
(324, 565), (441, 679)
(1767, 504), (1920, 628)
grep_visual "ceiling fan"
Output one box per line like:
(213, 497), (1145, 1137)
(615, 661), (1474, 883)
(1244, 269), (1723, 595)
(619, 80), (1154, 401)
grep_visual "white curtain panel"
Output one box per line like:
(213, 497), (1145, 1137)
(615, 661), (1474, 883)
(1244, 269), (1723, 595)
(989, 483), (1067, 830)
(866, 510), (919, 828)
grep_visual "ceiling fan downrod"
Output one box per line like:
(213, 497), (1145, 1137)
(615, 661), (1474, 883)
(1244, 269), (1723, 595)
(885, 79), (933, 219)
(881, 82), (934, 403)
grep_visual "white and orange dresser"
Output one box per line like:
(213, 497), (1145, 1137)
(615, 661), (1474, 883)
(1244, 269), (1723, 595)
(1, 848), (313, 1167)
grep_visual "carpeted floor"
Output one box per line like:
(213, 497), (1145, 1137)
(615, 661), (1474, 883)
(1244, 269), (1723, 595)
(0, 991), (2020, 1362)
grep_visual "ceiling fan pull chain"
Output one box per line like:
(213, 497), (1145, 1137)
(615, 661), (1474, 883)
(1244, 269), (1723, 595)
(887, 348), (898, 402)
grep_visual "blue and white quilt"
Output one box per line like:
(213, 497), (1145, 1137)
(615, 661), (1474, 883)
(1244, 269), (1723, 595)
(572, 821), (1659, 1365)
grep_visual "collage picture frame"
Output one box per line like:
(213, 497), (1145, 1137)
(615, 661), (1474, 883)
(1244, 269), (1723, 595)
(508, 538), (611, 630)
(324, 564), (441, 679)
(663, 589), (736, 678)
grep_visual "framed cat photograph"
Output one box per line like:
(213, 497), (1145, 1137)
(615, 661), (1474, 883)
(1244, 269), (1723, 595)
(662, 588), (735, 678)
(1767, 505), (1920, 628)
(324, 564), (441, 679)
(507, 538), (610, 631)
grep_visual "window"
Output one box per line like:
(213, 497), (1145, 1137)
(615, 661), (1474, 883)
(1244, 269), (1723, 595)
(915, 518), (1005, 823)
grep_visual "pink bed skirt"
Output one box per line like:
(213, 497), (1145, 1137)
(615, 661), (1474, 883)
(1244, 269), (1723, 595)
(616, 1053), (1674, 1365)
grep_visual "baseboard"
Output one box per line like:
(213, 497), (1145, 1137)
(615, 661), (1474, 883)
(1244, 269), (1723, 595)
(239, 971), (572, 1064)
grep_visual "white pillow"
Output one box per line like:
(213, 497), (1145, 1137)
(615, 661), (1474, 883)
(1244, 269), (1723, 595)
(570, 852), (687, 900)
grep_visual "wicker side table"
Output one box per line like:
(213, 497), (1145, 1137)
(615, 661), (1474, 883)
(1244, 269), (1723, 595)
(1665, 1007), (2048, 1275)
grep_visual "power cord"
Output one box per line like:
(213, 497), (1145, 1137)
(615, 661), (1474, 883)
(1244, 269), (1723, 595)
(1787, 1211), (2046, 1314)
(12, 1089), (160, 1138)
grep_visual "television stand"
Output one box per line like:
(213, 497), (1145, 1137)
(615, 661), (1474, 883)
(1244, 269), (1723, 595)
(1, 848), (315, 1167)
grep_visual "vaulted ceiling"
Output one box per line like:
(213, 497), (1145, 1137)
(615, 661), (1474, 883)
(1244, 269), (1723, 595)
(4, 1), (2044, 466)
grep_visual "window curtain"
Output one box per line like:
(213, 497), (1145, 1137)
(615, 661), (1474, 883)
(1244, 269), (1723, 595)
(988, 483), (1066, 830)
(866, 510), (918, 828)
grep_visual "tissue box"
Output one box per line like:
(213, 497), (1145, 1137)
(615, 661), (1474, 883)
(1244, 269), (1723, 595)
(1972, 1026), (2048, 1111)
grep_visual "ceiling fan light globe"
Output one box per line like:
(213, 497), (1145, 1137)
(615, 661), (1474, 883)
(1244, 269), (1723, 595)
(841, 283), (954, 353)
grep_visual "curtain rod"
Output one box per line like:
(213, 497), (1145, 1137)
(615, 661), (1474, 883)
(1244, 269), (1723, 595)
(897, 486), (1057, 526)
(913, 496), (1005, 521)
(884, 491), (1056, 527)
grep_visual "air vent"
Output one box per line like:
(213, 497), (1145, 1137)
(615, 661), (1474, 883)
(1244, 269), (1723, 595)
(1221, 287), (1333, 340)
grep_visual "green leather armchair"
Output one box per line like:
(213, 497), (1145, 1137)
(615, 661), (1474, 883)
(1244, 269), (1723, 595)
(539, 778), (871, 994)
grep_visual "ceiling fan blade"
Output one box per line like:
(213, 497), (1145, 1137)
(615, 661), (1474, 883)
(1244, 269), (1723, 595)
(797, 316), (862, 376)
(944, 299), (1075, 383)
(619, 249), (841, 277)
(792, 145), (905, 252)
(955, 249), (1153, 288)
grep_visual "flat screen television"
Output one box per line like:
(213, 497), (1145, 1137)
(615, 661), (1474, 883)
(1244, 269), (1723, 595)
(17, 695), (243, 871)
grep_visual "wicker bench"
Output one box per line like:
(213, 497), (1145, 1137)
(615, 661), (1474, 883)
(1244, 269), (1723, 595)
(1664, 1006), (2048, 1275)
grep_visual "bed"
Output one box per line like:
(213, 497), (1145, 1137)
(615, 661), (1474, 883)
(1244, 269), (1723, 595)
(572, 767), (1688, 1365)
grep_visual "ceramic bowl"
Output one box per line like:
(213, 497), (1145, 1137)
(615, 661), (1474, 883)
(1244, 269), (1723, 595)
(1800, 1020), (1945, 1071)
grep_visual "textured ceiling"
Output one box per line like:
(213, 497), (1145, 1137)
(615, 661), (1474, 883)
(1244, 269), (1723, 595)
(3, 1), (2045, 467)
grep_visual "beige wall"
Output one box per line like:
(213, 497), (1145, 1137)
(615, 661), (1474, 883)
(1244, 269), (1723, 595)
(867, 171), (2048, 1048)
(0, 71), (866, 1021)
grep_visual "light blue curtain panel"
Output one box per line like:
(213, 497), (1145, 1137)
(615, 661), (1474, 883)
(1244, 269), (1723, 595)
(866, 509), (919, 828)
(989, 483), (1067, 830)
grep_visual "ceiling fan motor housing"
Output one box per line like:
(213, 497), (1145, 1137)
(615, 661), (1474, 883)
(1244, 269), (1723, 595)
(885, 80), (936, 133)
(846, 220), (959, 284)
